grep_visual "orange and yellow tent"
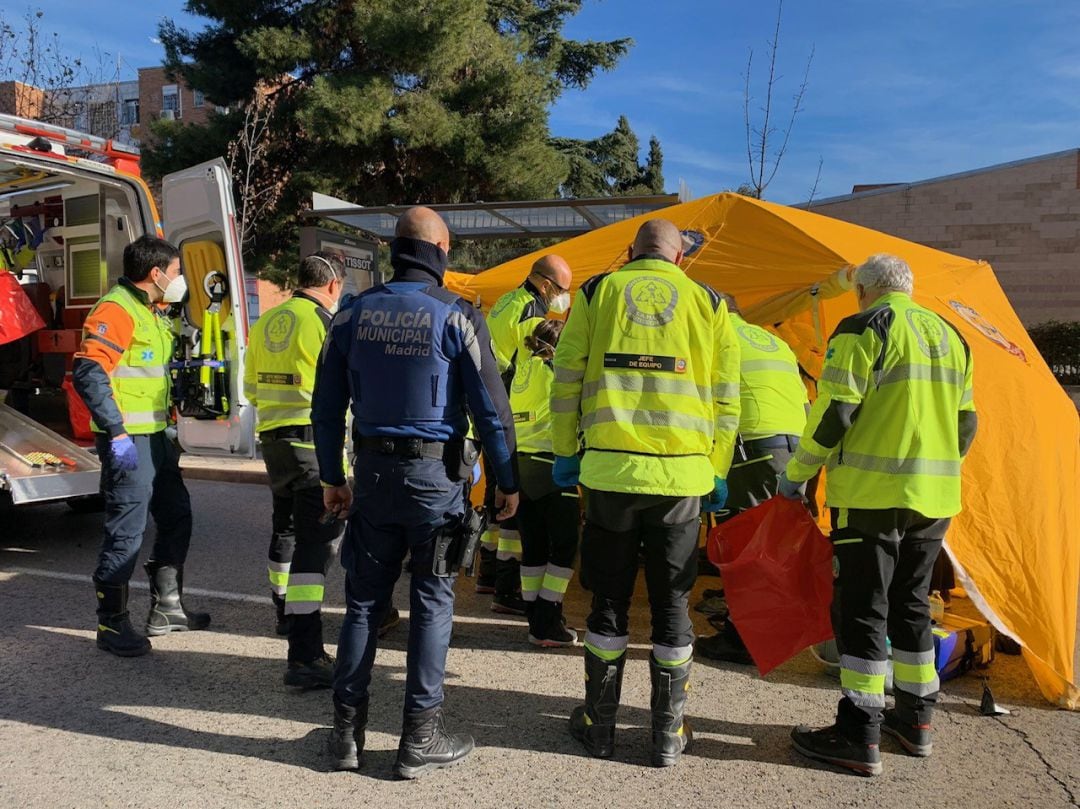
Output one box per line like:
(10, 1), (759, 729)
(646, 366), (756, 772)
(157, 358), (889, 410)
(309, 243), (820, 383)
(445, 192), (1080, 709)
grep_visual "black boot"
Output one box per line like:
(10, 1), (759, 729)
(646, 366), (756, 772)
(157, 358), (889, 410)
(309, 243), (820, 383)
(568, 647), (624, 758)
(393, 706), (474, 779)
(529, 598), (578, 648)
(328, 695), (368, 770)
(695, 621), (753, 665)
(144, 561), (211, 636)
(649, 656), (694, 767)
(475, 546), (497, 594)
(284, 652), (335, 689)
(95, 580), (151, 657)
(791, 724), (883, 776)
(272, 593), (292, 636)
(882, 708), (933, 757)
(491, 558), (526, 615)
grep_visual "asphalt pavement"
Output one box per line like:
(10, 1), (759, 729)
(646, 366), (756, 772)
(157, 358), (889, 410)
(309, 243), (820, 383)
(1, 479), (1077, 809)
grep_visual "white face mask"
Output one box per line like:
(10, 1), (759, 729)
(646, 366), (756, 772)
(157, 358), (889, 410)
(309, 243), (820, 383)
(548, 291), (570, 314)
(155, 272), (188, 303)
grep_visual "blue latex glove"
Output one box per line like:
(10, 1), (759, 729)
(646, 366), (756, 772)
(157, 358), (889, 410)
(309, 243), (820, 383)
(472, 461), (482, 485)
(552, 455), (581, 488)
(110, 434), (139, 471)
(701, 477), (728, 512)
(777, 471), (806, 500)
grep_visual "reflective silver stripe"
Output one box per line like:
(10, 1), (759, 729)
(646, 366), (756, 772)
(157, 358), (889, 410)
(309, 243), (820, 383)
(583, 632), (629, 652)
(582, 374), (709, 401)
(447, 310), (482, 370)
(960, 389), (973, 406)
(550, 398), (580, 413)
(793, 446), (829, 468)
(554, 366), (586, 384)
(713, 382), (740, 399)
(539, 587), (566, 602)
(124, 410), (168, 425)
(498, 528), (520, 540)
(878, 363), (965, 387)
(113, 364), (167, 379)
(653, 643), (693, 663)
(258, 388), (312, 404)
(820, 365), (867, 391)
(840, 655), (889, 675)
(891, 648), (935, 666)
(843, 689), (887, 708)
(828, 452), (961, 477)
(582, 406), (711, 435)
(520, 565), (546, 579)
(743, 359), (799, 374)
(893, 677), (939, 697)
(715, 415), (739, 432)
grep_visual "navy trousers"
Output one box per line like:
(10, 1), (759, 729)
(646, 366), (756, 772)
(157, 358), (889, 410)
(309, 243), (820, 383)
(93, 431), (192, 584)
(333, 451), (465, 713)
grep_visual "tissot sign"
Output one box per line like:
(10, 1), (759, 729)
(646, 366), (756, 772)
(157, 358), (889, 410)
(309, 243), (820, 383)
(299, 227), (379, 295)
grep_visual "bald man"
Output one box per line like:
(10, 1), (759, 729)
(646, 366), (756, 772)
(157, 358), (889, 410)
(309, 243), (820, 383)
(478, 252), (574, 613)
(552, 218), (741, 767)
(313, 206), (520, 778)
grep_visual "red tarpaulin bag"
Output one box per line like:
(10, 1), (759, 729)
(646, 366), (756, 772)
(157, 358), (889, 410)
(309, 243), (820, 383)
(0, 271), (46, 345)
(706, 497), (834, 675)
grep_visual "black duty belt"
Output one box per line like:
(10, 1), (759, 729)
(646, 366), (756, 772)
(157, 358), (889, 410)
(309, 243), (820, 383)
(741, 434), (799, 455)
(358, 436), (449, 460)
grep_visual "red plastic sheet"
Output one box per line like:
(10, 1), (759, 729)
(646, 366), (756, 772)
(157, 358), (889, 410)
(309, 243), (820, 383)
(0, 272), (45, 345)
(707, 497), (834, 675)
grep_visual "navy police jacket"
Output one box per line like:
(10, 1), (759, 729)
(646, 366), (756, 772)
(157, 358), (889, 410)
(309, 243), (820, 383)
(312, 238), (518, 493)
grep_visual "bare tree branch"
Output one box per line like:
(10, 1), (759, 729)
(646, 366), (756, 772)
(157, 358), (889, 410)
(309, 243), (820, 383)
(804, 155), (824, 209)
(741, 0), (814, 200)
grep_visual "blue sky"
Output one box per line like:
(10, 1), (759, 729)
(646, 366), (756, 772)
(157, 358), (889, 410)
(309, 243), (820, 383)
(12, 1), (1080, 203)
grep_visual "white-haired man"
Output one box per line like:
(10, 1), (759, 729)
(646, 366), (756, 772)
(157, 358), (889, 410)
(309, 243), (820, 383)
(780, 253), (977, 776)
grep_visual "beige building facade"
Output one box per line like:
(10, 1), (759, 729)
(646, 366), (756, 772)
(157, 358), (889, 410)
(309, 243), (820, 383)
(809, 151), (1080, 326)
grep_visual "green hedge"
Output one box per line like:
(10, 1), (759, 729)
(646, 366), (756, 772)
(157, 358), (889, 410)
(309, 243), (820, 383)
(1027, 321), (1080, 384)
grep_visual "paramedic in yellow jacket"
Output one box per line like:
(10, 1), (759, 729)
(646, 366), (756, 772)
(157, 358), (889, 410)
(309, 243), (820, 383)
(552, 219), (740, 767)
(696, 293), (809, 665)
(479, 254), (574, 615)
(244, 252), (346, 689)
(508, 319), (580, 647)
(780, 254), (977, 777)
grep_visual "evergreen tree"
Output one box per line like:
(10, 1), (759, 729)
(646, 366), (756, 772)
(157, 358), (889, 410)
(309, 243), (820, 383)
(553, 115), (665, 197)
(147, 0), (632, 277)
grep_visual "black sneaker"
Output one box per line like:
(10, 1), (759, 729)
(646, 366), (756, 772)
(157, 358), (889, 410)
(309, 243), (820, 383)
(284, 653), (335, 689)
(528, 602), (579, 648)
(791, 724), (883, 777)
(695, 632), (753, 665)
(491, 593), (527, 616)
(378, 606), (401, 638)
(882, 709), (932, 757)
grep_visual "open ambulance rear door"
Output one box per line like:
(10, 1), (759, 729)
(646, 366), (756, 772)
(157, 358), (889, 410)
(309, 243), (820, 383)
(162, 159), (255, 458)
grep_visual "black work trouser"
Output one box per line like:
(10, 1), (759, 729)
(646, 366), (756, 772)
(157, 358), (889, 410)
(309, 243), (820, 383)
(261, 428), (344, 663)
(830, 507), (949, 742)
(581, 488), (700, 659)
(515, 453), (580, 603)
(482, 452), (521, 594)
(94, 431), (192, 584)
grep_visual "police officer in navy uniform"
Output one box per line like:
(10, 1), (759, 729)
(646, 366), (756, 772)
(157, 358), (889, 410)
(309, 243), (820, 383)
(313, 207), (520, 779)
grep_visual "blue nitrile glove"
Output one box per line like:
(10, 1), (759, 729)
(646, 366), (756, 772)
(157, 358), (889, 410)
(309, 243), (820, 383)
(110, 434), (139, 471)
(777, 471), (806, 500)
(472, 461), (482, 485)
(552, 455), (581, 488)
(27, 219), (45, 248)
(701, 477), (728, 512)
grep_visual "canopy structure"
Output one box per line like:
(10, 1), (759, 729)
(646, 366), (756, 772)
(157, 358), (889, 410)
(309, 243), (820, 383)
(305, 191), (679, 241)
(446, 192), (1080, 709)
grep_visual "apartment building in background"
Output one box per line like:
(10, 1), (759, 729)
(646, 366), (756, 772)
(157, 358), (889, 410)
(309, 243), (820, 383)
(809, 151), (1080, 326)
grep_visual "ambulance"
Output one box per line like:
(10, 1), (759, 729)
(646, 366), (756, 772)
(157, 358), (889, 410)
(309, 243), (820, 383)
(0, 113), (254, 508)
